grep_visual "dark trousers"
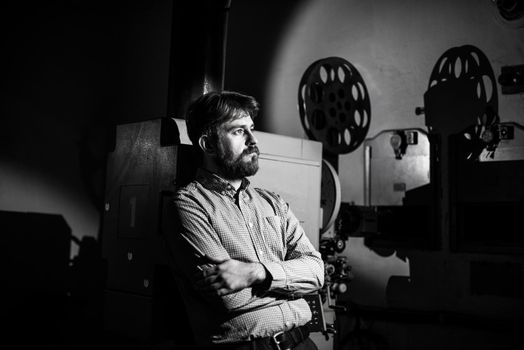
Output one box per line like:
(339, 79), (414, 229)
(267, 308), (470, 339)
(197, 337), (318, 350)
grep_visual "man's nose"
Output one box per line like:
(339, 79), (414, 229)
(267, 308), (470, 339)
(246, 130), (258, 145)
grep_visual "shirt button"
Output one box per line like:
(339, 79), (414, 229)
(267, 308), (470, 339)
(249, 221), (254, 228)
(285, 321), (291, 328)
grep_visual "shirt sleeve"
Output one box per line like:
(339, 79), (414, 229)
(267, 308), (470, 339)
(260, 193), (325, 296)
(172, 190), (230, 263)
(168, 189), (281, 313)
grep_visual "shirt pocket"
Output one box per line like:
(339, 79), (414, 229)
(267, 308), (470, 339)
(263, 215), (286, 259)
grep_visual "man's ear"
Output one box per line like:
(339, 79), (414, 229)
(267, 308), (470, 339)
(198, 135), (215, 155)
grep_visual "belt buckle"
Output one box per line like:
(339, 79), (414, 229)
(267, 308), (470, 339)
(272, 330), (291, 350)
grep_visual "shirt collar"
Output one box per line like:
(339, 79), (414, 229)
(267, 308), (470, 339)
(195, 168), (250, 197)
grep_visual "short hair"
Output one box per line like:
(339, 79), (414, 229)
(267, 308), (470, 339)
(185, 91), (260, 147)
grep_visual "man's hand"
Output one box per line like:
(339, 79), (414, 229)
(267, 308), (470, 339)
(194, 256), (267, 296)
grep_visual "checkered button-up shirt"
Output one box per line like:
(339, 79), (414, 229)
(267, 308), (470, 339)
(169, 168), (324, 345)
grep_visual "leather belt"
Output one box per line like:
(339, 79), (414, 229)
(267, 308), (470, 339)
(198, 325), (310, 350)
(267, 325), (310, 350)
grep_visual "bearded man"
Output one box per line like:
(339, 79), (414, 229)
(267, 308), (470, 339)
(169, 91), (324, 350)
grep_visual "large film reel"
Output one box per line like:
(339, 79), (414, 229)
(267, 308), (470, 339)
(427, 45), (498, 120)
(298, 57), (371, 154)
(426, 45), (499, 160)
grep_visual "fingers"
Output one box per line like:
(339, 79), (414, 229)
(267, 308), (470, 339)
(193, 267), (236, 296)
(195, 275), (233, 296)
(195, 273), (219, 288)
(194, 266), (217, 285)
(192, 259), (253, 296)
(194, 265), (227, 292)
(202, 264), (218, 277)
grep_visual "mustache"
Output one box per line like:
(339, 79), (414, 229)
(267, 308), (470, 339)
(243, 146), (260, 156)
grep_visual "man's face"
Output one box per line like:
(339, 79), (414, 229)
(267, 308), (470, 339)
(214, 114), (260, 180)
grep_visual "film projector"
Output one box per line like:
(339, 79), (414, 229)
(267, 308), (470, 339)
(301, 46), (524, 260)
(416, 44), (524, 253)
(297, 56), (441, 303)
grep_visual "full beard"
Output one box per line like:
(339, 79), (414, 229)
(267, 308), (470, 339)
(217, 145), (260, 180)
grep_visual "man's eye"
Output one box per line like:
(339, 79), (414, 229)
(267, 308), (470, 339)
(234, 129), (244, 135)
